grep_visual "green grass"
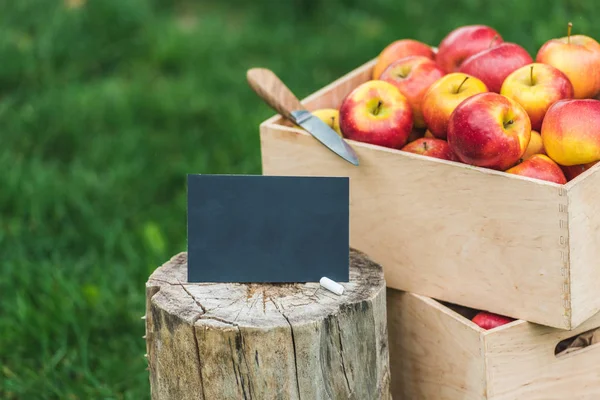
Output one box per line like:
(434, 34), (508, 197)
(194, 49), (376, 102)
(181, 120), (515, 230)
(1, 0), (599, 398)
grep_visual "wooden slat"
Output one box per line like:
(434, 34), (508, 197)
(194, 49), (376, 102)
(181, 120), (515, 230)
(484, 311), (600, 399)
(387, 291), (486, 399)
(568, 163), (600, 328)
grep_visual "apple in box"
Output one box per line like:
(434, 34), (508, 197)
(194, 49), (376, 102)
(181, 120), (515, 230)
(311, 108), (342, 136)
(501, 63), (574, 131)
(436, 24), (503, 73)
(422, 73), (488, 139)
(372, 39), (435, 79)
(472, 311), (514, 330)
(506, 154), (567, 184)
(541, 99), (600, 166)
(339, 80), (413, 149)
(401, 138), (457, 161)
(562, 161), (599, 181)
(447, 92), (531, 171)
(521, 130), (545, 160)
(458, 42), (533, 93)
(536, 22), (600, 99)
(380, 56), (445, 129)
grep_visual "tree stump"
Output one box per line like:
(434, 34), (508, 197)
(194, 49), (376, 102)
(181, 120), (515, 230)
(144, 249), (390, 400)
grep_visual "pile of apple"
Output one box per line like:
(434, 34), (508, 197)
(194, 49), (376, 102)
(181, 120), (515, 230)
(313, 24), (600, 184)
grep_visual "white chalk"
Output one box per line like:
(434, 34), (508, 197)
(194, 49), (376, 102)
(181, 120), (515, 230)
(320, 277), (344, 295)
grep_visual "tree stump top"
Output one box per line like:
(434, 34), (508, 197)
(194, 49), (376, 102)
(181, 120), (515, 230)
(147, 248), (386, 329)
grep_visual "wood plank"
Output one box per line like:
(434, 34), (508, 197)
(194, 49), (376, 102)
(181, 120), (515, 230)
(568, 162), (600, 328)
(387, 291), (486, 399)
(261, 124), (568, 329)
(485, 311), (600, 400)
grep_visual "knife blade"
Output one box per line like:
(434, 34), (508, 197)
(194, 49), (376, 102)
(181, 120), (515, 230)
(246, 68), (360, 166)
(290, 110), (359, 166)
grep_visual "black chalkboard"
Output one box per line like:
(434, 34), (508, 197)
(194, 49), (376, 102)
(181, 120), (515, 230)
(187, 174), (349, 283)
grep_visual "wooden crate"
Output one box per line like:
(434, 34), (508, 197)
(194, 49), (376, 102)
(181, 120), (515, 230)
(386, 289), (600, 400)
(258, 58), (600, 331)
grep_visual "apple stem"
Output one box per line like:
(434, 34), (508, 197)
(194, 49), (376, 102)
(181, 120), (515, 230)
(530, 65), (534, 86)
(568, 22), (573, 44)
(488, 35), (500, 48)
(373, 100), (383, 115)
(456, 76), (469, 94)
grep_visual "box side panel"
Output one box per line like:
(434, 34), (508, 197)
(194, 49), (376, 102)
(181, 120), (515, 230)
(485, 312), (600, 400)
(387, 290), (486, 400)
(261, 125), (568, 329)
(568, 169), (600, 328)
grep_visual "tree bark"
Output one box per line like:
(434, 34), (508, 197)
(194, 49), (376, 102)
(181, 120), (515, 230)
(144, 248), (390, 400)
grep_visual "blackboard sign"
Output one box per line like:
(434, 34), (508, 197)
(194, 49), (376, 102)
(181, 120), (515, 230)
(187, 174), (349, 283)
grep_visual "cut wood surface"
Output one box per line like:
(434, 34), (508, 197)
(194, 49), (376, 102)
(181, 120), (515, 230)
(145, 249), (390, 400)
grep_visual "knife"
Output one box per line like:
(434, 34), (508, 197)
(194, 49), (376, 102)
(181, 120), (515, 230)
(246, 68), (359, 166)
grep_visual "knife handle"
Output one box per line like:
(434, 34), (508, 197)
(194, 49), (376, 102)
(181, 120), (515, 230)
(247, 68), (305, 121)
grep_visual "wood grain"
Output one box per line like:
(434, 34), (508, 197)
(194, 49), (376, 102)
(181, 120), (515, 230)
(387, 290), (486, 400)
(145, 250), (391, 400)
(568, 162), (600, 329)
(485, 309), (600, 399)
(387, 290), (600, 399)
(261, 123), (568, 329)
(247, 68), (304, 121)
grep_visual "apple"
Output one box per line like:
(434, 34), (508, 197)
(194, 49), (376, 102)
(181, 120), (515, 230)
(506, 154), (567, 184)
(310, 108), (342, 136)
(500, 63), (574, 131)
(436, 25), (503, 73)
(541, 99), (600, 166)
(422, 73), (488, 139)
(472, 311), (514, 330)
(380, 56), (445, 128)
(424, 129), (435, 138)
(372, 39), (435, 79)
(400, 137), (457, 161)
(447, 92), (531, 170)
(561, 161), (599, 181)
(458, 43), (533, 93)
(536, 22), (600, 99)
(339, 80), (413, 149)
(521, 130), (545, 160)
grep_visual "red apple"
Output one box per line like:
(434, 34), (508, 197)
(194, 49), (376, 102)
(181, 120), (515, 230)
(472, 311), (514, 330)
(339, 80), (413, 149)
(458, 43), (533, 93)
(424, 129), (435, 138)
(500, 63), (574, 131)
(447, 92), (531, 170)
(506, 154), (567, 184)
(561, 161), (599, 181)
(436, 25), (503, 73)
(521, 130), (545, 160)
(541, 99), (600, 166)
(401, 137), (457, 161)
(372, 39), (435, 79)
(380, 56), (445, 128)
(422, 73), (488, 139)
(536, 22), (600, 99)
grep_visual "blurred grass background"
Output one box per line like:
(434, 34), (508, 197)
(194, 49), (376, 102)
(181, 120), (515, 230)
(1, 0), (598, 398)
